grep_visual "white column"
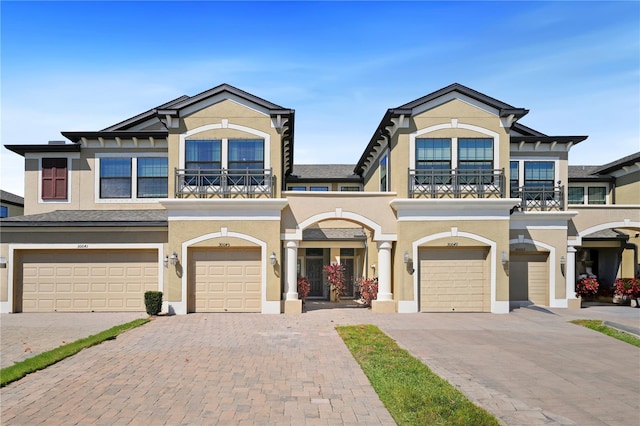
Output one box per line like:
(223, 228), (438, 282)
(377, 241), (393, 301)
(566, 246), (577, 299)
(286, 241), (299, 301)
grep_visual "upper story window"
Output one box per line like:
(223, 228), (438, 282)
(380, 153), (389, 191)
(287, 186), (306, 191)
(458, 138), (493, 172)
(310, 186), (329, 191)
(100, 158), (131, 198)
(42, 158), (68, 200)
(137, 158), (168, 198)
(186, 140), (221, 171)
(568, 185), (608, 205)
(0, 206), (8, 218)
(340, 186), (361, 192)
(510, 161), (519, 197)
(98, 156), (168, 200)
(524, 161), (555, 189)
(416, 138), (451, 170)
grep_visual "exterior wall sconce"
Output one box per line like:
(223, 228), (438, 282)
(0, 256), (6, 269)
(169, 252), (178, 266)
(163, 255), (169, 267)
(560, 256), (566, 265)
(403, 251), (410, 264)
(270, 252), (277, 265)
(501, 251), (508, 266)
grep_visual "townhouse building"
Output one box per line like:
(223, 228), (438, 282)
(1, 83), (638, 314)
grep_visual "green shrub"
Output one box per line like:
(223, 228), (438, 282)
(144, 291), (163, 315)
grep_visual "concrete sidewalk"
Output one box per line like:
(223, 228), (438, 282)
(1, 306), (639, 425)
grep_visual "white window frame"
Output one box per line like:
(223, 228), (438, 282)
(509, 158), (561, 189)
(95, 153), (168, 203)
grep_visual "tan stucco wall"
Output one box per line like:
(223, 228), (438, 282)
(614, 170), (640, 204)
(167, 220), (282, 303)
(282, 193), (398, 237)
(569, 206), (640, 237)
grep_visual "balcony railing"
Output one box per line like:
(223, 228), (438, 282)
(175, 168), (275, 198)
(512, 186), (564, 211)
(409, 168), (505, 198)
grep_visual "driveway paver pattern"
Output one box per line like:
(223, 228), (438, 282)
(1, 304), (639, 425)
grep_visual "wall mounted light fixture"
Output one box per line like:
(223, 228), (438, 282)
(560, 256), (566, 265)
(270, 252), (277, 265)
(403, 251), (410, 264)
(169, 252), (178, 266)
(163, 255), (169, 267)
(501, 251), (508, 265)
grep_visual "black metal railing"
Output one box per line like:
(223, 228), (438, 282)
(175, 168), (275, 198)
(512, 186), (564, 211)
(409, 168), (505, 198)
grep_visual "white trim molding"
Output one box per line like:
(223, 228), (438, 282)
(391, 198), (520, 222)
(27, 153), (80, 205)
(2, 243), (164, 314)
(160, 198), (288, 221)
(282, 210), (397, 242)
(509, 211), (578, 230)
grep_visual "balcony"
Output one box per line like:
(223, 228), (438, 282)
(175, 168), (275, 198)
(512, 186), (564, 211)
(409, 168), (505, 199)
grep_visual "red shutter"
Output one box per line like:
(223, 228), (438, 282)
(42, 158), (68, 200)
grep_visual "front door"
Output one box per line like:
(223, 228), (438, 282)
(306, 257), (325, 298)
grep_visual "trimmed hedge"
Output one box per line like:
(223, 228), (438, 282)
(144, 291), (163, 315)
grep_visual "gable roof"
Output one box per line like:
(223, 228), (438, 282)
(354, 83), (588, 176)
(0, 190), (24, 206)
(568, 165), (613, 181)
(593, 151), (640, 175)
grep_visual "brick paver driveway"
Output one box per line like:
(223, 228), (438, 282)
(1, 305), (639, 425)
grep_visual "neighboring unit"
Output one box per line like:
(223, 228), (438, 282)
(1, 83), (638, 314)
(0, 190), (24, 218)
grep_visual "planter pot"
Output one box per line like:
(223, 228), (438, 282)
(630, 297), (640, 308)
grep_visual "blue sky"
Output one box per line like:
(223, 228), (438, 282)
(1, 1), (639, 197)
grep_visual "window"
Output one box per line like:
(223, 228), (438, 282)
(340, 186), (361, 192)
(287, 186), (306, 191)
(0, 206), (7, 218)
(185, 140), (221, 185)
(137, 158), (168, 198)
(524, 161), (555, 189)
(416, 138), (451, 184)
(588, 187), (606, 205)
(310, 186), (329, 191)
(510, 161), (519, 198)
(568, 187), (585, 204)
(228, 139), (264, 185)
(42, 158), (68, 200)
(380, 153), (389, 191)
(340, 248), (355, 256)
(100, 158), (132, 198)
(458, 138), (493, 184)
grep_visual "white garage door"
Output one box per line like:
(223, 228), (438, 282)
(419, 248), (489, 312)
(20, 250), (159, 312)
(510, 253), (549, 305)
(191, 248), (261, 313)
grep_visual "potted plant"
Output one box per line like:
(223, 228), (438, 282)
(324, 263), (346, 302)
(576, 277), (599, 300)
(297, 276), (311, 305)
(355, 277), (378, 307)
(614, 278), (640, 307)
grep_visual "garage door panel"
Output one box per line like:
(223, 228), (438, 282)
(420, 248), (489, 312)
(191, 248), (261, 313)
(20, 250), (158, 312)
(510, 253), (549, 306)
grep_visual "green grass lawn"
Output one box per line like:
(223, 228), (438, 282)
(570, 319), (640, 347)
(337, 324), (499, 426)
(1, 318), (150, 387)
